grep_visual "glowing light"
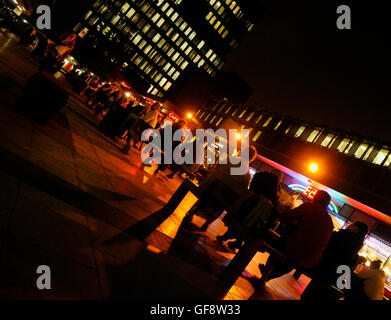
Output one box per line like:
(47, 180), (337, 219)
(288, 183), (339, 214)
(125, 92), (131, 98)
(187, 113), (193, 119)
(309, 163), (318, 173)
(365, 261), (371, 267)
(236, 133), (241, 140)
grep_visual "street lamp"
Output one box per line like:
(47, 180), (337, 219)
(187, 113), (193, 119)
(309, 162), (319, 173)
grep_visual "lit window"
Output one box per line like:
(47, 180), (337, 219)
(344, 140), (354, 154)
(197, 41), (205, 50)
(199, 111), (205, 120)
(274, 120), (282, 131)
(126, 8), (135, 18)
(246, 112), (254, 121)
(204, 113), (211, 121)
(238, 109), (246, 118)
(163, 81), (172, 91)
(152, 33), (161, 43)
(132, 34), (142, 45)
(151, 13), (160, 23)
(255, 114), (263, 123)
(263, 117), (272, 127)
(222, 30), (229, 38)
(294, 126), (306, 138)
(252, 131), (262, 142)
(307, 129), (320, 143)
(172, 71), (180, 80)
(383, 154), (391, 167)
(373, 149), (389, 165)
(111, 14), (121, 25)
(225, 106), (232, 114)
(181, 61), (189, 70)
(321, 134), (335, 147)
(216, 117), (223, 126)
(337, 138), (351, 153)
(210, 115), (217, 124)
(84, 10), (92, 20)
(231, 108), (238, 117)
(189, 31), (196, 41)
(206, 11), (213, 21)
(354, 144), (368, 159)
(121, 2), (130, 13)
(362, 146), (375, 161)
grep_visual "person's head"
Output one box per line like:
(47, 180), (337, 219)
(370, 260), (382, 270)
(312, 190), (331, 209)
(347, 221), (368, 240)
(151, 102), (160, 111)
(176, 119), (187, 129)
(271, 169), (282, 185)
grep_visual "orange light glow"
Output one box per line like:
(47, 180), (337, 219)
(309, 163), (318, 172)
(236, 133), (241, 140)
(187, 113), (193, 119)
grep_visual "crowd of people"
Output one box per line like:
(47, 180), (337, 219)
(180, 147), (386, 300)
(14, 23), (386, 301)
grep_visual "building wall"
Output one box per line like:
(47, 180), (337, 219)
(70, 0), (261, 98)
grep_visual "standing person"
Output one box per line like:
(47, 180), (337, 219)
(85, 78), (100, 106)
(216, 169), (281, 249)
(257, 190), (334, 286)
(301, 221), (368, 300)
(183, 146), (258, 232)
(31, 36), (49, 59)
(18, 26), (37, 47)
(151, 119), (187, 173)
(55, 32), (77, 63)
(142, 102), (160, 129)
(90, 82), (112, 110)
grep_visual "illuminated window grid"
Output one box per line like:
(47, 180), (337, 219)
(205, 11), (229, 40)
(225, 105), (232, 114)
(124, 1), (218, 78)
(209, 115), (217, 124)
(127, 3), (189, 80)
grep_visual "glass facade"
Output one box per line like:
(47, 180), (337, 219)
(74, 0), (256, 98)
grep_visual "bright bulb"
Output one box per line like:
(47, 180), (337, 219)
(187, 113), (192, 119)
(236, 133), (241, 140)
(309, 163), (318, 172)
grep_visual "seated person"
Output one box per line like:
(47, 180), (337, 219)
(257, 190), (334, 286)
(301, 221), (368, 300)
(356, 260), (386, 300)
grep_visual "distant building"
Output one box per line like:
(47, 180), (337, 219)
(70, 0), (263, 98)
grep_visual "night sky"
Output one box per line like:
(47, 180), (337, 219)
(223, 0), (390, 142)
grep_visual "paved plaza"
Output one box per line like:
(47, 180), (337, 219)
(0, 32), (310, 300)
